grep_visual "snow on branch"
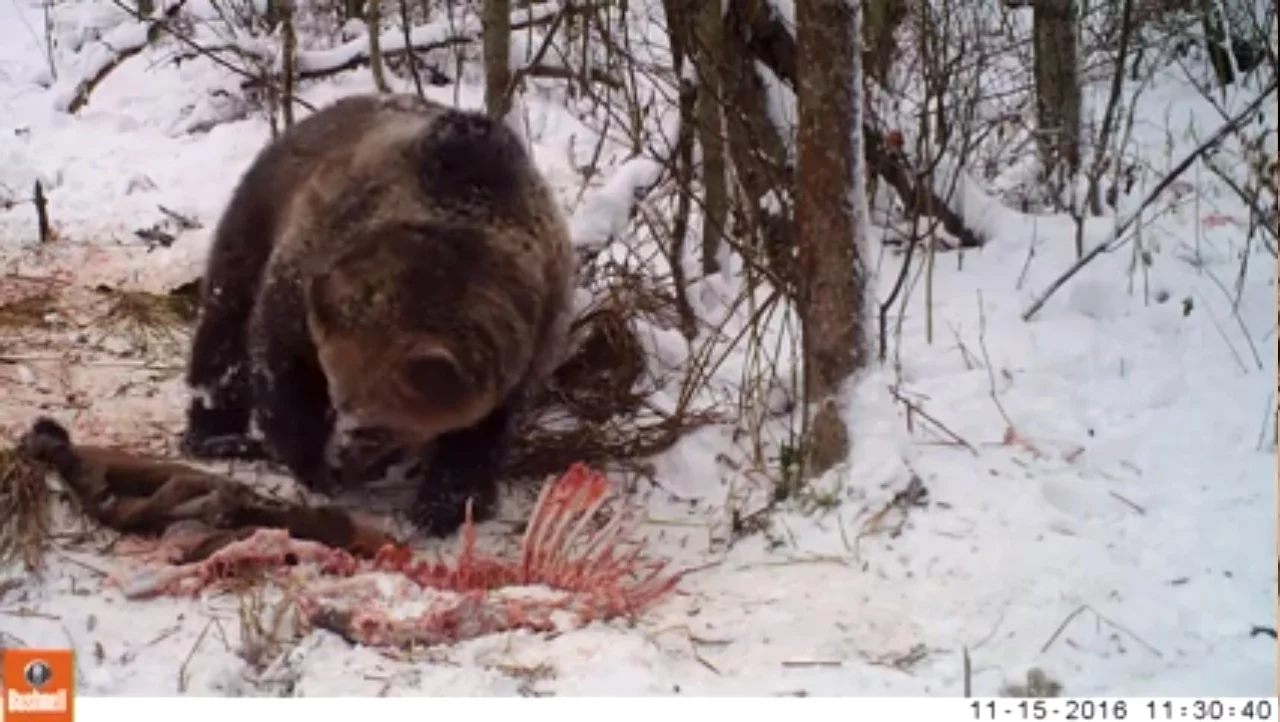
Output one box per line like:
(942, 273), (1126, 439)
(50, 0), (189, 114)
(568, 108), (681, 256)
(291, 1), (567, 82)
(570, 156), (666, 254)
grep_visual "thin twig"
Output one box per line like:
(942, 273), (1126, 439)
(178, 617), (214, 693)
(107, 0), (317, 113)
(1193, 288), (1249, 374)
(1190, 257), (1265, 370)
(781, 659), (842, 668)
(1108, 490), (1146, 515)
(976, 292), (1014, 429)
(888, 385), (980, 456)
(1255, 390), (1275, 451)
(1041, 604), (1089, 653)
(1041, 603), (1162, 658)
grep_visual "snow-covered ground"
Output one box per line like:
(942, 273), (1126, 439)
(1, 0), (1275, 697)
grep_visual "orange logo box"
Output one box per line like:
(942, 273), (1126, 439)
(2, 649), (75, 722)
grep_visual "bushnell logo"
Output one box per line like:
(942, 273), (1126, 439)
(22, 660), (54, 689)
(4, 649), (74, 721)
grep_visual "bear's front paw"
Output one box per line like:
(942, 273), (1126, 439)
(179, 431), (268, 462)
(411, 483), (497, 538)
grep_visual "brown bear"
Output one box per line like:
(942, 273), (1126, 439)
(179, 93), (576, 536)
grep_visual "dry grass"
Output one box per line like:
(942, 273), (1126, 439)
(236, 576), (306, 671)
(507, 282), (719, 481)
(0, 286), (58, 331)
(551, 305), (648, 421)
(506, 411), (715, 480)
(97, 284), (200, 325)
(0, 443), (53, 574)
(93, 285), (198, 355)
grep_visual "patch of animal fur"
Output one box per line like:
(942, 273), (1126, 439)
(18, 417), (399, 563)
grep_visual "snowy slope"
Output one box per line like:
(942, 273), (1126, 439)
(0, 0), (1274, 697)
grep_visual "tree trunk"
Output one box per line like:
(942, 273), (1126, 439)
(861, 0), (905, 86)
(659, 0), (700, 339)
(1199, 0), (1236, 86)
(721, 0), (797, 293)
(483, 0), (513, 118)
(719, 0), (984, 300)
(1032, 0), (1081, 202)
(367, 0), (390, 92)
(795, 0), (867, 478)
(280, 0), (297, 127)
(695, 0), (727, 275)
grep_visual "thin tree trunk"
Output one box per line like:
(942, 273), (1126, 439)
(721, 0), (796, 293)
(367, 0), (390, 92)
(695, 0), (727, 275)
(483, 0), (513, 118)
(795, 0), (867, 478)
(281, 0), (297, 127)
(1199, 0), (1236, 86)
(1032, 0), (1081, 203)
(660, 0), (699, 339)
(861, 0), (904, 86)
(399, 0), (425, 97)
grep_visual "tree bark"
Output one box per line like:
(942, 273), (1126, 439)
(722, 0), (984, 295)
(1032, 0), (1082, 199)
(366, 0), (390, 92)
(280, 0), (297, 127)
(1199, 0), (1237, 86)
(694, 0), (728, 275)
(721, 0), (797, 291)
(795, 0), (867, 477)
(483, 0), (513, 118)
(659, 0), (700, 339)
(861, 0), (905, 86)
